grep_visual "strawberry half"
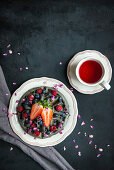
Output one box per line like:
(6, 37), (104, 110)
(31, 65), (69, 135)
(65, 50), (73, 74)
(30, 103), (43, 120)
(41, 108), (53, 127)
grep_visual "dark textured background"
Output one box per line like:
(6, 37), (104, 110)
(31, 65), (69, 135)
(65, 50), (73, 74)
(0, 0), (114, 170)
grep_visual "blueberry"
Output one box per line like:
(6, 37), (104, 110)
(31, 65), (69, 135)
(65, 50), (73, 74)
(62, 113), (66, 117)
(43, 90), (46, 94)
(25, 101), (29, 105)
(39, 121), (43, 125)
(26, 110), (30, 114)
(58, 97), (62, 101)
(47, 131), (51, 135)
(35, 94), (40, 99)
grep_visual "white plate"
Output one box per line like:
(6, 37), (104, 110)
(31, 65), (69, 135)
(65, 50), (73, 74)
(67, 50), (112, 94)
(9, 77), (78, 147)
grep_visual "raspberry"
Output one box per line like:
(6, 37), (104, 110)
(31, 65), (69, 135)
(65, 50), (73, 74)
(56, 105), (63, 111)
(50, 125), (57, 132)
(33, 131), (40, 136)
(52, 90), (57, 96)
(22, 113), (28, 118)
(18, 106), (24, 112)
(30, 123), (37, 128)
(29, 94), (34, 101)
(37, 89), (43, 94)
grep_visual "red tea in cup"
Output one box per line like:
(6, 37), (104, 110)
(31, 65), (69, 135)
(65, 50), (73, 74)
(79, 60), (103, 84)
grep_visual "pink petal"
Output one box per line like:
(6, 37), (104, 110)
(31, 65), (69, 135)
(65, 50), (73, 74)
(75, 145), (78, 149)
(97, 154), (101, 158)
(3, 53), (7, 56)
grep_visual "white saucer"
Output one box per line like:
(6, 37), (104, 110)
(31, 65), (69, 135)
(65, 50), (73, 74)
(9, 77), (78, 147)
(67, 50), (112, 94)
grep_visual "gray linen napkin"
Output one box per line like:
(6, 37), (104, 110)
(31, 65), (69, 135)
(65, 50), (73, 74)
(0, 66), (75, 170)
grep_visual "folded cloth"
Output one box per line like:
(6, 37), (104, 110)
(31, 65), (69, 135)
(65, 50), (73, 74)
(0, 66), (75, 170)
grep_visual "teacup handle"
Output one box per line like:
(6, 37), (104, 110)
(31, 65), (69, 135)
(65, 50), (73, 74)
(100, 81), (111, 90)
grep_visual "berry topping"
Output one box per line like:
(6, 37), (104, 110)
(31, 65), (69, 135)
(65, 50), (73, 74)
(37, 89), (43, 94)
(22, 113), (28, 118)
(18, 106), (24, 112)
(41, 108), (53, 127)
(33, 130), (40, 136)
(43, 90), (46, 94)
(50, 125), (57, 132)
(56, 105), (63, 111)
(29, 94), (34, 101)
(62, 113), (66, 117)
(52, 90), (57, 96)
(35, 94), (40, 98)
(30, 123), (37, 128)
(30, 103), (43, 120)
(26, 109), (30, 114)
(39, 121), (43, 125)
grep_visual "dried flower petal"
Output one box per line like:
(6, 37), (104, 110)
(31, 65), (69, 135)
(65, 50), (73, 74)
(89, 140), (92, 144)
(75, 145), (78, 149)
(97, 154), (101, 158)
(10, 147), (13, 151)
(18, 52), (20, 55)
(78, 132), (81, 134)
(81, 121), (85, 126)
(7, 44), (11, 48)
(9, 49), (12, 54)
(89, 135), (93, 138)
(78, 151), (81, 156)
(13, 83), (16, 85)
(3, 53), (7, 56)
(64, 146), (66, 151)
(90, 125), (94, 129)
(99, 148), (103, 152)
(78, 115), (81, 119)
(59, 62), (62, 65)
(20, 68), (23, 71)
(73, 139), (75, 143)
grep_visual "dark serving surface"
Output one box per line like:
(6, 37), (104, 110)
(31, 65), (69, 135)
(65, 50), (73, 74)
(0, 0), (114, 170)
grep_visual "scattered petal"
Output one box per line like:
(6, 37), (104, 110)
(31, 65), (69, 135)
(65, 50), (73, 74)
(22, 98), (26, 102)
(9, 49), (12, 54)
(70, 88), (73, 92)
(58, 123), (62, 128)
(90, 125), (94, 129)
(18, 52), (21, 55)
(6, 93), (9, 96)
(99, 148), (103, 152)
(13, 83), (16, 85)
(89, 140), (92, 144)
(9, 132), (12, 135)
(84, 132), (87, 136)
(107, 144), (110, 147)
(20, 68), (23, 71)
(44, 134), (48, 137)
(51, 95), (55, 101)
(95, 145), (97, 149)
(50, 147), (54, 150)
(10, 147), (13, 151)
(78, 132), (81, 134)
(14, 93), (17, 96)
(89, 135), (93, 138)
(73, 139), (75, 143)
(27, 129), (31, 133)
(59, 84), (63, 88)
(29, 121), (32, 124)
(64, 146), (66, 151)
(3, 53), (7, 56)
(78, 151), (81, 156)
(2, 108), (5, 112)
(90, 118), (94, 121)
(7, 44), (11, 48)
(25, 67), (28, 69)
(97, 154), (101, 158)
(16, 100), (19, 103)
(78, 115), (81, 119)
(59, 62), (62, 65)
(75, 145), (78, 149)
(81, 121), (85, 126)
(8, 113), (13, 117)
(59, 130), (63, 134)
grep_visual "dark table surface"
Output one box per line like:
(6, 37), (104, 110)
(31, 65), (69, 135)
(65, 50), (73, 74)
(0, 0), (114, 170)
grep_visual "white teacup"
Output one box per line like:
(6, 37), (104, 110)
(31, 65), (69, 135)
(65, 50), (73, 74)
(76, 57), (111, 90)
